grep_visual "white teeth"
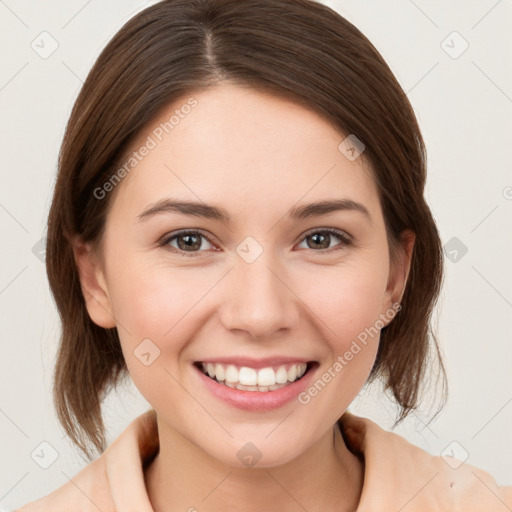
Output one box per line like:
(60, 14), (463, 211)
(214, 363), (225, 381)
(239, 367), (258, 386)
(287, 365), (297, 382)
(257, 367), (276, 387)
(233, 382), (288, 392)
(199, 361), (309, 391)
(275, 366), (288, 384)
(225, 364), (238, 383)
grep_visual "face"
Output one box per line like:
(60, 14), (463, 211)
(75, 82), (412, 468)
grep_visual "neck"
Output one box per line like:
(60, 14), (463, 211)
(144, 417), (364, 512)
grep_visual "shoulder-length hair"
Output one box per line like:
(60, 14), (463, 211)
(46, 0), (446, 460)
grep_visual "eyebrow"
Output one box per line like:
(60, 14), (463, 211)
(138, 198), (371, 224)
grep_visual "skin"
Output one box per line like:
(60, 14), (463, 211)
(73, 82), (414, 511)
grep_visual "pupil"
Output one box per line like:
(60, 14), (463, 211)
(180, 234), (200, 251)
(310, 233), (329, 249)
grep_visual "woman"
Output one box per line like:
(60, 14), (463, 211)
(15, 0), (512, 510)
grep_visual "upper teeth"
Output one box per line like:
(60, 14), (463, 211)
(200, 362), (308, 386)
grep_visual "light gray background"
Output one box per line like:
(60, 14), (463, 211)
(1, 0), (511, 507)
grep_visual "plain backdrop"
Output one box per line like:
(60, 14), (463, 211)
(0, 0), (511, 507)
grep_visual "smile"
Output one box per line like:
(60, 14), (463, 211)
(195, 361), (313, 392)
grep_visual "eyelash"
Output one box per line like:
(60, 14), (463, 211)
(158, 228), (353, 257)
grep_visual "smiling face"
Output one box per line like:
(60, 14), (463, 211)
(74, 82), (413, 468)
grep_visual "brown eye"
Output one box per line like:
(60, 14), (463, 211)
(160, 230), (215, 256)
(158, 228), (352, 258)
(298, 229), (352, 253)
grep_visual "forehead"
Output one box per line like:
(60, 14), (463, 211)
(108, 83), (381, 224)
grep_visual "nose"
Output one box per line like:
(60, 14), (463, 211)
(219, 252), (301, 339)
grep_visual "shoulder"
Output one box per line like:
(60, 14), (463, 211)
(339, 412), (512, 512)
(14, 455), (116, 512)
(15, 409), (158, 512)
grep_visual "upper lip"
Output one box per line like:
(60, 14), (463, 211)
(195, 357), (314, 369)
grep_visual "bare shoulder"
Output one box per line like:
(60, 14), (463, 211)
(14, 410), (158, 512)
(393, 430), (512, 510)
(14, 455), (116, 512)
(341, 413), (512, 510)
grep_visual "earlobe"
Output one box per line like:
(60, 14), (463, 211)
(72, 237), (117, 329)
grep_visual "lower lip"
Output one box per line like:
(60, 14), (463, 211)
(194, 363), (317, 411)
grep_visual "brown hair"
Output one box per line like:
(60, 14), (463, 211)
(46, 0), (446, 460)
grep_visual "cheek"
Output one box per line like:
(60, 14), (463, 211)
(294, 268), (386, 422)
(108, 257), (212, 336)
(104, 262), (182, 364)
(113, 275), (181, 337)
(297, 259), (389, 342)
(107, 260), (223, 376)
(110, 266), (198, 405)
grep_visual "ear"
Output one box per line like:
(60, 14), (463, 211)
(72, 236), (117, 329)
(381, 229), (415, 318)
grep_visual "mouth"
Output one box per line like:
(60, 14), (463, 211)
(193, 360), (317, 393)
